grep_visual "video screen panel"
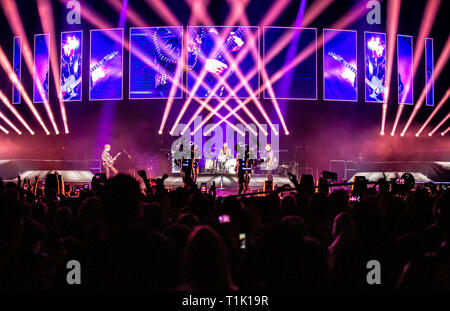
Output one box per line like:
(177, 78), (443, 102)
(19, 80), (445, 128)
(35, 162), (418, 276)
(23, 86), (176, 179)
(33, 33), (50, 103)
(89, 28), (123, 101)
(12, 36), (22, 104)
(364, 32), (386, 103)
(323, 29), (357, 101)
(397, 35), (414, 105)
(186, 26), (260, 98)
(61, 31), (83, 101)
(129, 27), (183, 99)
(263, 27), (317, 100)
(425, 38), (434, 107)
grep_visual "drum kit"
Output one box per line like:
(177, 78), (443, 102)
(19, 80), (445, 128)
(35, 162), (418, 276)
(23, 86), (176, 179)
(205, 157), (236, 174)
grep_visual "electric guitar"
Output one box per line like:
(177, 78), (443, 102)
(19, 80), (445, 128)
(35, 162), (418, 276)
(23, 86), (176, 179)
(61, 74), (81, 100)
(328, 52), (385, 100)
(89, 51), (119, 88)
(103, 151), (121, 168)
(204, 27), (248, 97)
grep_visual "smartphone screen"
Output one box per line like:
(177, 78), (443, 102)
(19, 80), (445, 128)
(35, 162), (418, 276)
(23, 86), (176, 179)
(350, 195), (360, 202)
(239, 233), (246, 249)
(219, 214), (230, 223)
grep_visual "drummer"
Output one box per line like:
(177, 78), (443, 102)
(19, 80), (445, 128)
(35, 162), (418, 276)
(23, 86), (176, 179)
(218, 142), (232, 172)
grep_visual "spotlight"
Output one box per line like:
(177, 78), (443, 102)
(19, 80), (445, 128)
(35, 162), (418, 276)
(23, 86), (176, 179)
(285, 131), (289, 135)
(428, 133), (432, 136)
(380, 131), (384, 136)
(415, 133), (419, 137)
(400, 133), (404, 137)
(390, 133), (394, 136)
(158, 130), (162, 135)
(442, 132), (445, 136)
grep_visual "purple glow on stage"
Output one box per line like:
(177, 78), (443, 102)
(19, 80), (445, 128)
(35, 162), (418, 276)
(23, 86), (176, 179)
(33, 33), (50, 103)
(323, 29), (357, 102)
(263, 0), (316, 106)
(94, 3), (127, 160)
(397, 35), (414, 105)
(264, 26), (317, 101)
(277, 0), (307, 113)
(118, 0), (128, 29)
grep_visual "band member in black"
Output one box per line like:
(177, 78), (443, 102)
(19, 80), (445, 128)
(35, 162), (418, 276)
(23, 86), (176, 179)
(175, 143), (200, 187)
(191, 144), (201, 184)
(102, 144), (120, 179)
(235, 144), (253, 195)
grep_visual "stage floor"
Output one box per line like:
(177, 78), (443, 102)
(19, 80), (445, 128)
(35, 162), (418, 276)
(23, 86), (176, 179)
(164, 174), (292, 195)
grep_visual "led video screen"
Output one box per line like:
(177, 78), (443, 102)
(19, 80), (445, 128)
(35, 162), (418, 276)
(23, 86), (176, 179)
(61, 31), (83, 101)
(323, 29), (357, 101)
(89, 28), (123, 101)
(425, 38), (434, 106)
(12, 36), (22, 104)
(129, 27), (183, 99)
(186, 26), (260, 98)
(33, 33), (50, 103)
(364, 32), (386, 103)
(397, 35), (414, 105)
(263, 27), (317, 100)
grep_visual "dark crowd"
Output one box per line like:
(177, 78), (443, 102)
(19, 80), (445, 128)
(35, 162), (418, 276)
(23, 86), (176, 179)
(0, 172), (449, 291)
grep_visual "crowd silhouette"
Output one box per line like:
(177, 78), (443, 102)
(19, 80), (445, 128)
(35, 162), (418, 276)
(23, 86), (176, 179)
(0, 173), (449, 290)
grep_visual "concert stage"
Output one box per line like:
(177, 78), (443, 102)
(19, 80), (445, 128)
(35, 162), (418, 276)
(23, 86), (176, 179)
(164, 173), (291, 194)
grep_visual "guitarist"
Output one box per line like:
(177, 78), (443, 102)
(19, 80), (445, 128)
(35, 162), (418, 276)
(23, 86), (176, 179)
(61, 35), (81, 100)
(218, 142), (231, 172)
(101, 144), (120, 179)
